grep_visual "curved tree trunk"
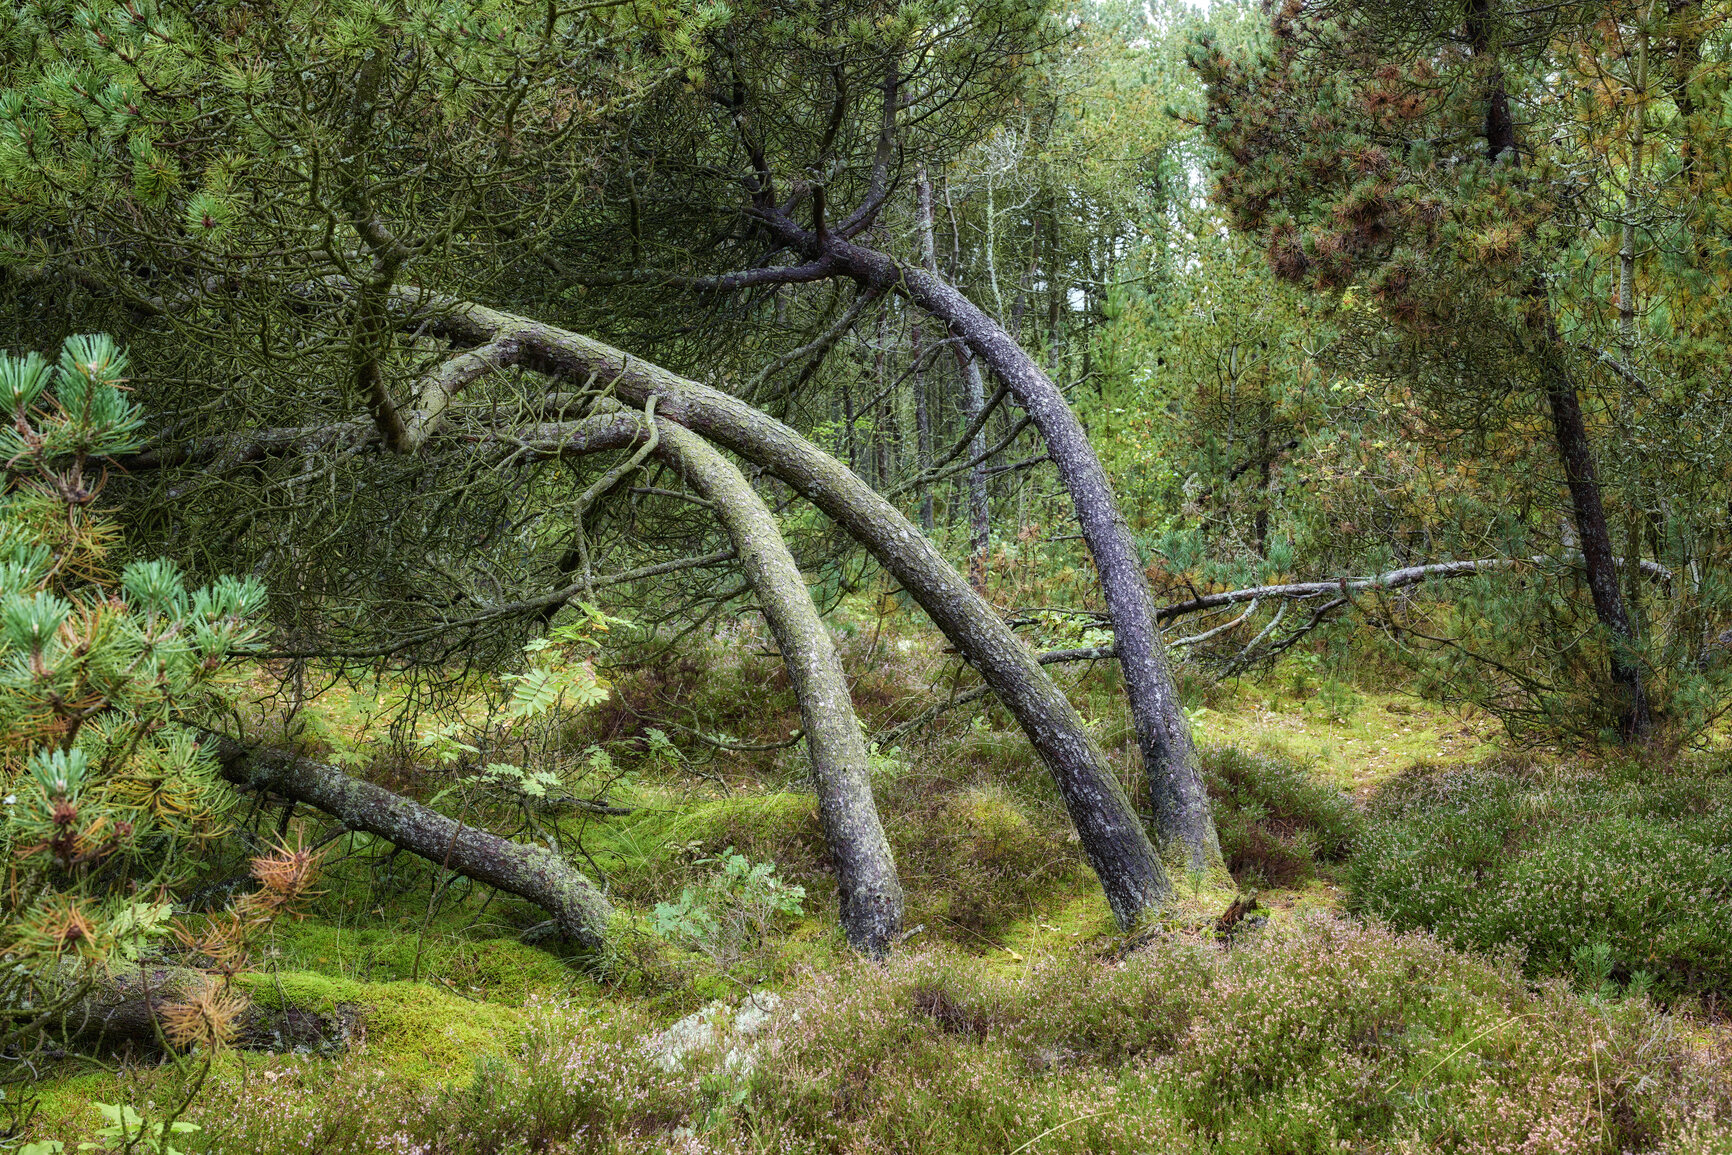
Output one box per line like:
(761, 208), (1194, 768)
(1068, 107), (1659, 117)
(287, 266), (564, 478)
(124, 290), (1175, 929)
(644, 416), (904, 956)
(811, 239), (1222, 874)
(404, 297), (1172, 927)
(208, 737), (613, 948)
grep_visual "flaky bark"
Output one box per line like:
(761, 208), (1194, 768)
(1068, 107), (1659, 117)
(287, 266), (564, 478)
(209, 737), (613, 947)
(798, 237), (1221, 873)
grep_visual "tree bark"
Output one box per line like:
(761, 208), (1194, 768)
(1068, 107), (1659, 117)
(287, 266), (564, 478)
(960, 350), (992, 592)
(1541, 371), (1652, 738)
(42, 964), (358, 1053)
(208, 737), (614, 947)
(1461, 0), (1650, 738)
(789, 235), (1221, 874)
(404, 297), (1171, 927)
(912, 323), (934, 532)
(1465, 0), (1518, 162)
(643, 416), (904, 956)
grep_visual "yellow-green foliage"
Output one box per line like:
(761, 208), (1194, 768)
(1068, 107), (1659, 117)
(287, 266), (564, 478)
(588, 791), (828, 904)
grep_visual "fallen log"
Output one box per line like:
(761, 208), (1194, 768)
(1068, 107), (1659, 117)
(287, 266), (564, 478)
(34, 964), (358, 1054)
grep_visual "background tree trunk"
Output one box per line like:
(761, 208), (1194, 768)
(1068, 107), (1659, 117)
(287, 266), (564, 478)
(912, 323), (934, 532)
(1542, 369), (1652, 738)
(917, 172), (991, 589)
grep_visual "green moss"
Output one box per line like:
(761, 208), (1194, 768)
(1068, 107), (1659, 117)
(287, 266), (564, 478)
(16, 1070), (114, 1144)
(240, 971), (522, 1084)
(991, 891), (1120, 974)
(266, 920), (579, 1003)
(586, 790), (827, 902)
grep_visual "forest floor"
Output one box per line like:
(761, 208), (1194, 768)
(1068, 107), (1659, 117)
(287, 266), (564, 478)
(20, 628), (1731, 1154)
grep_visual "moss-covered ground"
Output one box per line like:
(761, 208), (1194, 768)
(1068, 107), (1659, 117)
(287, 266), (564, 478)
(20, 631), (1732, 1153)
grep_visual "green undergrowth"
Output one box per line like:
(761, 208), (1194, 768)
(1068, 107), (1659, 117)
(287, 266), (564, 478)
(40, 918), (1732, 1154)
(241, 971), (525, 1083)
(262, 920), (582, 1001)
(1350, 754), (1732, 999)
(29, 625), (1730, 1152)
(1202, 744), (1360, 889)
(585, 791), (831, 905)
(1188, 677), (1504, 792)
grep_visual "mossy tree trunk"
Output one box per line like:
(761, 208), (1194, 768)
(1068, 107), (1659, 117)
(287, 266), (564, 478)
(209, 737), (613, 948)
(408, 296), (1173, 928)
(642, 417), (905, 956)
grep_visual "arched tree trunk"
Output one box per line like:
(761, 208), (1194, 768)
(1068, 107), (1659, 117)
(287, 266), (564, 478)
(730, 204), (1221, 873)
(123, 290), (1176, 930)
(642, 415), (904, 956)
(402, 296), (1172, 928)
(772, 236), (1222, 874)
(488, 405), (905, 953)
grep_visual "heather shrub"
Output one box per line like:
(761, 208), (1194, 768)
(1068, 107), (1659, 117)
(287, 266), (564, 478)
(1351, 758), (1732, 997)
(105, 999), (701, 1154)
(39, 919), (1732, 1153)
(1203, 745), (1360, 888)
(737, 917), (1729, 1154)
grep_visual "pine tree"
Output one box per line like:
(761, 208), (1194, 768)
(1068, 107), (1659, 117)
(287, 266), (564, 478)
(0, 336), (313, 1130)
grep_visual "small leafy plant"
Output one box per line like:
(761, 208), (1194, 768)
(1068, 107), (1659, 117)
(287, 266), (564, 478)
(651, 847), (806, 971)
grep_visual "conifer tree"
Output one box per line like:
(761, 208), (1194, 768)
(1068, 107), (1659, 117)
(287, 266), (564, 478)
(1190, 0), (1732, 739)
(0, 335), (314, 1129)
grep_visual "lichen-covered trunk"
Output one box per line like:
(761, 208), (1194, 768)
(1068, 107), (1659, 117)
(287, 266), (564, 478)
(209, 737), (612, 947)
(648, 418), (904, 956)
(813, 241), (1221, 874)
(431, 303), (1171, 927)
